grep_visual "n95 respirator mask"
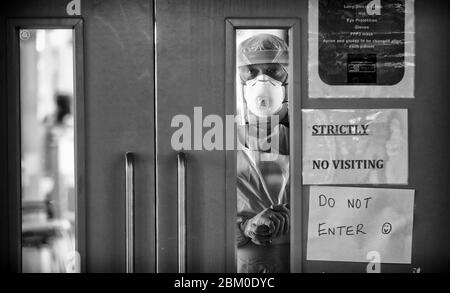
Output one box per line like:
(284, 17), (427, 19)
(243, 74), (287, 118)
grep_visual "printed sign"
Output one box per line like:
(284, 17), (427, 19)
(302, 109), (408, 185)
(307, 186), (415, 264)
(308, 0), (415, 98)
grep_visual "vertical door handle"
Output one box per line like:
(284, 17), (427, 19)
(177, 152), (187, 273)
(125, 152), (135, 273)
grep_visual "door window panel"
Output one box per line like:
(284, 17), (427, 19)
(20, 29), (77, 273)
(235, 29), (291, 273)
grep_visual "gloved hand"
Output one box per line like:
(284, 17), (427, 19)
(242, 205), (290, 246)
(271, 203), (290, 235)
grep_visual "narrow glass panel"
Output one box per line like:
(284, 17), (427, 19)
(235, 29), (290, 273)
(20, 29), (77, 273)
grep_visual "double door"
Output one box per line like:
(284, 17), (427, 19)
(3, 0), (305, 273)
(4, 0), (448, 273)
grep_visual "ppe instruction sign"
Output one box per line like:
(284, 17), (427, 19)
(302, 109), (408, 185)
(308, 0), (415, 98)
(307, 186), (414, 264)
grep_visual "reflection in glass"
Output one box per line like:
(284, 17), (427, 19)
(235, 30), (290, 273)
(20, 29), (77, 273)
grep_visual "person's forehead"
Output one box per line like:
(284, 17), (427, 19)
(239, 63), (288, 69)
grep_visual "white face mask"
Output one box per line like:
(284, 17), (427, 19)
(243, 74), (286, 118)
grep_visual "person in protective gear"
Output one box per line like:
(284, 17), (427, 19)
(236, 33), (290, 273)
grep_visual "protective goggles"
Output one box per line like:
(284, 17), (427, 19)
(238, 63), (288, 84)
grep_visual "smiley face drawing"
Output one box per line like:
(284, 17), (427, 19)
(382, 222), (392, 234)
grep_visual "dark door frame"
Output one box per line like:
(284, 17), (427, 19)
(225, 18), (303, 273)
(6, 18), (85, 273)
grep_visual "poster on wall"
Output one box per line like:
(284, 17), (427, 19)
(302, 109), (408, 185)
(308, 0), (415, 98)
(307, 186), (414, 264)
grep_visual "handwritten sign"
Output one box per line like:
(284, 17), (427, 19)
(307, 186), (414, 264)
(302, 109), (408, 185)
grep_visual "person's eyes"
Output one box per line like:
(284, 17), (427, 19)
(239, 67), (257, 81)
(274, 70), (284, 78)
(264, 66), (281, 75)
(248, 68), (258, 78)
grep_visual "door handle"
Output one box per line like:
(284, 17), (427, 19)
(125, 152), (135, 273)
(177, 152), (187, 273)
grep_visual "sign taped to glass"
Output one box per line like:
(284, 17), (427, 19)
(302, 109), (408, 185)
(308, 0), (415, 98)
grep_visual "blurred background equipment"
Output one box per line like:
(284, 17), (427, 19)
(20, 29), (77, 273)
